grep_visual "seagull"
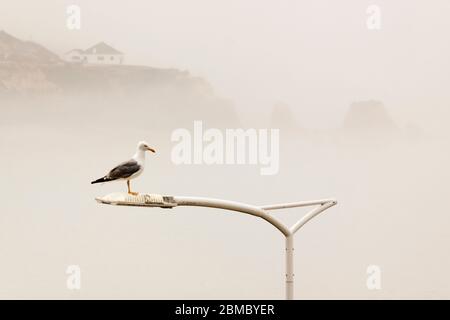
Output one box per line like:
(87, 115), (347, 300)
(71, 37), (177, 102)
(91, 141), (156, 195)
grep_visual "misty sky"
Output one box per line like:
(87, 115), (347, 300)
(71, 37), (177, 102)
(2, 0), (450, 128)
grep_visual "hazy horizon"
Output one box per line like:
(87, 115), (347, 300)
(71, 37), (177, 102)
(2, 0), (450, 131)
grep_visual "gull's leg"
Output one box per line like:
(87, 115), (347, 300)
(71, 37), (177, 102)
(127, 180), (138, 196)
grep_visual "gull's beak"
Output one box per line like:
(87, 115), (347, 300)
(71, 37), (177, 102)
(147, 147), (156, 153)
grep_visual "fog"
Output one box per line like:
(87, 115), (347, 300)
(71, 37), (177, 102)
(0, 0), (449, 299)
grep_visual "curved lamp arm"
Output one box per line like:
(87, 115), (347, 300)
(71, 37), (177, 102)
(173, 196), (291, 236)
(95, 193), (338, 300)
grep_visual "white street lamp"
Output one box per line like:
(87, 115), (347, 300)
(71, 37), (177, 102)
(96, 193), (337, 300)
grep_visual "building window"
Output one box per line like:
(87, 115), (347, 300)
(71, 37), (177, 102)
(97, 56), (104, 61)
(72, 56), (80, 60)
(110, 56), (114, 61)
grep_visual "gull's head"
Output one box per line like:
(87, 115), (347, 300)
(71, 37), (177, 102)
(137, 141), (156, 153)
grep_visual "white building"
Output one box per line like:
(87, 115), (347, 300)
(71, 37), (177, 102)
(63, 49), (85, 64)
(62, 42), (124, 65)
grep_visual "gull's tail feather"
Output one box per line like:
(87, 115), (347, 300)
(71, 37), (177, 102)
(91, 176), (114, 184)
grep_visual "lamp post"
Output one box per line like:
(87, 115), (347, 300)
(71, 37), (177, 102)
(96, 193), (337, 300)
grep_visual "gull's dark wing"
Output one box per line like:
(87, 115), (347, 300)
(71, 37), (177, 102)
(107, 159), (141, 180)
